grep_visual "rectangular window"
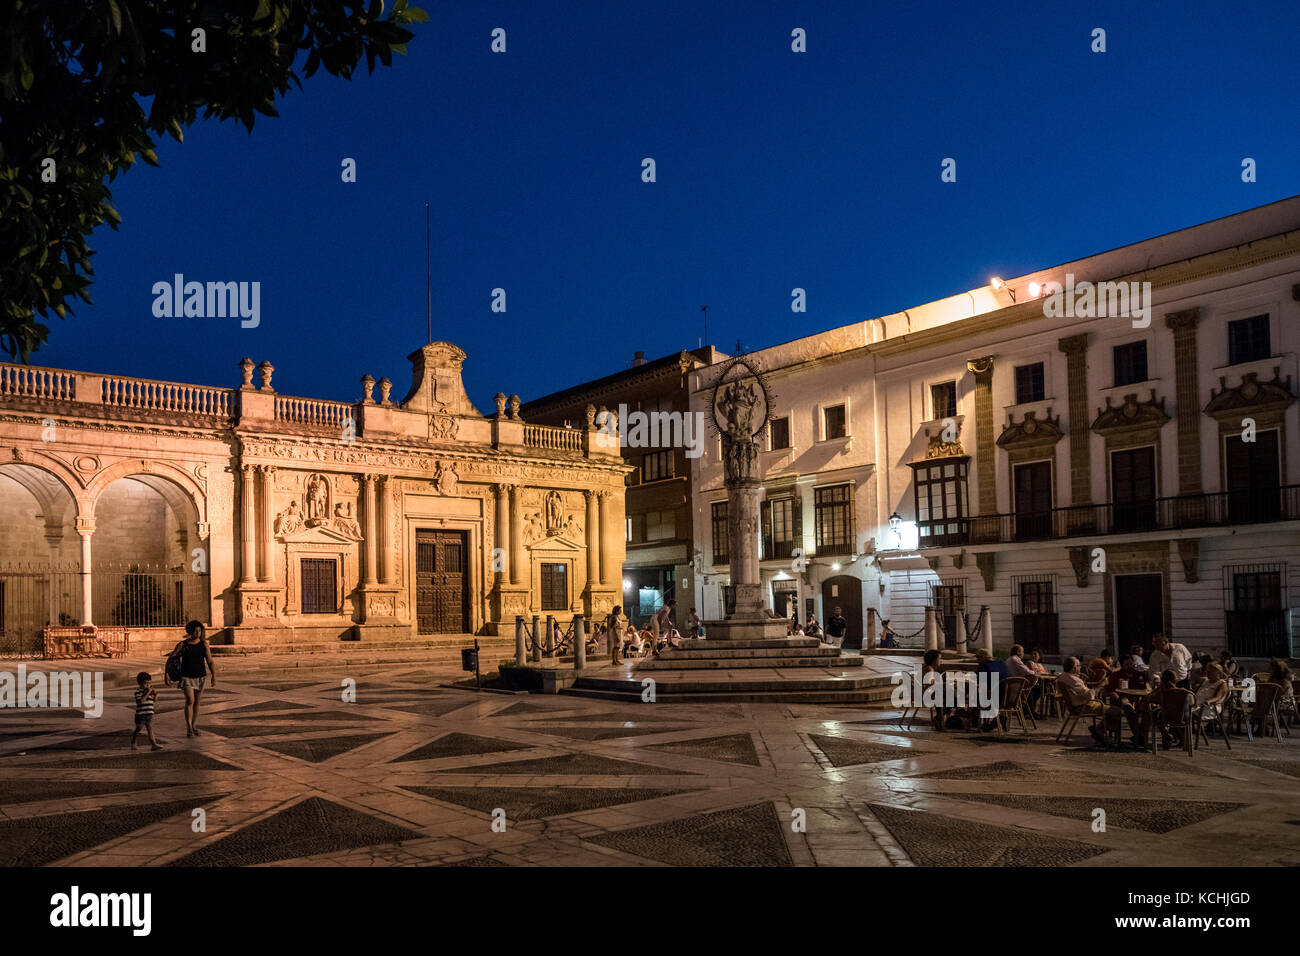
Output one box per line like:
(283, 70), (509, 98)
(814, 484), (854, 553)
(761, 496), (798, 559)
(1013, 461), (1053, 540)
(1228, 314), (1270, 365)
(300, 558), (337, 615)
(1014, 363), (1045, 404)
(711, 501), (729, 565)
(645, 510), (676, 541)
(1226, 430), (1280, 523)
(823, 404), (847, 440)
(1012, 575), (1059, 654)
(1226, 564), (1288, 659)
(930, 381), (957, 419)
(913, 458), (969, 546)
(642, 450), (673, 482)
(769, 416), (791, 450)
(540, 563), (568, 611)
(1112, 341), (1148, 387)
(1111, 446), (1156, 532)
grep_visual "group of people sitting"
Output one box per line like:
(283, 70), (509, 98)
(594, 601), (692, 664)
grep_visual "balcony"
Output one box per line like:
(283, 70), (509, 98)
(917, 485), (1300, 547)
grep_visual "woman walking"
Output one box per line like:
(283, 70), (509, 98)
(167, 620), (216, 736)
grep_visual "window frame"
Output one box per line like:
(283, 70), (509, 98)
(300, 557), (338, 615)
(1227, 314), (1271, 366)
(540, 562), (569, 611)
(1013, 362), (1046, 405)
(930, 380), (957, 420)
(813, 483), (854, 554)
(1112, 340), (1148, 388)
(710, 500), (730, 565)
(768, 416), (791, 451)
(822, 403), (848, 441)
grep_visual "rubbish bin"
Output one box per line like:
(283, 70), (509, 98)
(460, 647), (478, 672)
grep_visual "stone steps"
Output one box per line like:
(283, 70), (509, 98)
(655, 643), (843, 660)
(634, 655), (865, 671)
(569, 671), (893, 695)
(561, 683), (897, 705)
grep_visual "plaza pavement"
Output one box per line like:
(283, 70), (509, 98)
(1, 653), (1298, 867)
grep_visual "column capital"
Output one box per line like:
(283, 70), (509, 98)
(75, 516), (96, 534)
(966, 355), (995, 378)
(241, 463), (256, 477)
(584, 488), (600, 501)
(1057, 333), (1089, 355)
(256, 464), (276, 475)
(1164, 307), (1200, 331)
(362, 472), (382, 484)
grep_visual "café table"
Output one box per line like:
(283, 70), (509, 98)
(1110, 684), (1153, 745)
(1225, 681), (1255, 741)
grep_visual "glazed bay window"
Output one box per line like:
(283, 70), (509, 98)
(1113, 341), (1148, 387)
(761, 495), (800, 559)
(1014, 362), (1045, 404)
(769, 416), (791, 451)
(930, 381), (957, 419)
(642, 449), (673, 482)
(823, 404), (847, 440)
(1228, 314), (1270, 366)
(300, 558), (337, 615)
(813, 484), (854, 554)
(711, 500), (729, 565)
(912, 457), (969, 547)
(540, 562), (568, 611)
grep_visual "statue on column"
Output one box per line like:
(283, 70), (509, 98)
(306, 473), (330, 526)
(715, 378), (763, 483)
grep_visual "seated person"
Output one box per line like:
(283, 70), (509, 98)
(621, 623), (642, 658)
(1057, 656), (1146, 747)
(1126, 644), (1150, 675)
(791, 623), (805, 637)
(920, 649), (945, 730)
(1267, 659), (1296, 715)
(1005, 644), (1035, 677)
(974, 647), (1009, 681)
(1218, 650), (1239, 678)
(1085, 649), (1117, 682)
(1026, 648), (1049, 675)
(1103, 656), (1148, 697)
(805, 617), (822, 639)
(1194, 662), (1228, 722)
(1151, 669), (1187, 749)
(879, 619), (898, 648)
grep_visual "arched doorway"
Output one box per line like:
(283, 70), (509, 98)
(821, 574), (864, 649)
(90, 475), (209, 628)
(0, 463), (81, 655)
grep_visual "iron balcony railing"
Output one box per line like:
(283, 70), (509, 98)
(918, 485), (1300, 548)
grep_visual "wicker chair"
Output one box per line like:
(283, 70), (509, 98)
(1055, 687), (1104, 744)
(996, 676), (1034, 736)
(1247, 682), (1290, 743)
(1193, 683), (1231, 750)
(1149, 687), (1196, 757)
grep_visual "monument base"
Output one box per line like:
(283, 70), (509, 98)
(702, 616), (791, 641)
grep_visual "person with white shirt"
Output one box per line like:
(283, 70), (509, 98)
(1148, 634), (1192, 687)
(1005, 644), (1036, 677)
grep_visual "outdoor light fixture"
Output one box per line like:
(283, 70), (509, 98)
(889, 512), (902, 532)
(831, 562), (841, 571)
(622, 579), (632, 591)
(990, 276), (1016, 302)
(1028, 280), (1041, 297)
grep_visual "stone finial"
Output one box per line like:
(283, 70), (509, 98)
(239, 357), (255, 389)
(585, 403), (596, 428)
(494, 392), (508, 418)
(378, 377), (392, 405)
(508, 394), (521, 421)
(257, 360), (274, 392)
(360, 374), (375, 403)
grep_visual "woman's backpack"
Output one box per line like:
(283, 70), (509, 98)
(165, 642), (185, 683)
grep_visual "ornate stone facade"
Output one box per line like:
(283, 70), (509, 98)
(0, 342), (627, 651)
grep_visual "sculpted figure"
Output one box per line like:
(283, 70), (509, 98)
(274, 500), (304, 537)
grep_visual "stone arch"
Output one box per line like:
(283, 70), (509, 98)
(85, 458), (208, 528)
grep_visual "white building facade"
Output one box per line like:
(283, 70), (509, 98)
(690, 197), (1300, 663)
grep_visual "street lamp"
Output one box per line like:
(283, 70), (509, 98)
(889, 512), (901, 533)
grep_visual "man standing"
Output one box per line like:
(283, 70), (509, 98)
(1148, 634), (1192, 688)
(826, 606), (848, 647)
(606, 605), (625, 665)
(651, 599), (676, 655)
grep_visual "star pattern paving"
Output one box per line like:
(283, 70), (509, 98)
(0, 656), (1298, 867)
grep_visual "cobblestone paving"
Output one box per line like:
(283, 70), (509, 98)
(0, 655), (1297, 867)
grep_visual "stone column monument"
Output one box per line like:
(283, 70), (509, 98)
(705, 361), (790, 641)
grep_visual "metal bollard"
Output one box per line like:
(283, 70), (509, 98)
(573, 614), (586, 670)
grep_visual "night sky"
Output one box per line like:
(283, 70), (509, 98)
(29, 0), (1300, 411)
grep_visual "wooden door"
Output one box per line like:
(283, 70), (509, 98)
(416, 530), (468, 634)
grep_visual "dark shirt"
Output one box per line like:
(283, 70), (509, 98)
(978, 659), (1010, 682)
(826, 616), (848, 638)
(179, 639), (209, 678)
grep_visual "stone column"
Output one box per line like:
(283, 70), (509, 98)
(240, 464), (256, 585)
(979, 606), (993, 654)
(509, 485), (524, 586)
(257, 465), (275, 583)
(727, 479), (764, 615)
(1165, 308), (1203, 494)
(76, 516), (94, 626)
(494, 483), (510, 586)
(1057, 334), (1091, 505)
(865, 606), (878, 651)
(584, 489), (601, 591)
(597, 490), (614, 587)
(362, 474), (378, 586)
(377, 477), (391, 585)
(924, 606), (938, 651)
(966, 356), (996, 515)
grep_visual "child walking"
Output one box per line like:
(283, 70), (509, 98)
(131, 672), (164, 751)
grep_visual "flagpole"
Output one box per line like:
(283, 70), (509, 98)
(425, 201), (432, 345)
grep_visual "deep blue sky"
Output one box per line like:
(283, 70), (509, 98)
(32, 0), (1300, 410)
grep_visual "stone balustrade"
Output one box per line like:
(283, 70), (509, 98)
(523, 423), (584, 452)
(102, 375), (232, 417)
(274, 394), (355, 429)
(0, 364), (76, 401)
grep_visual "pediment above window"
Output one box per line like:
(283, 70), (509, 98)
(1203, 368), (1295, 429)
(1091, 390), (1169, 446)
(996, 409), (1063, 460)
